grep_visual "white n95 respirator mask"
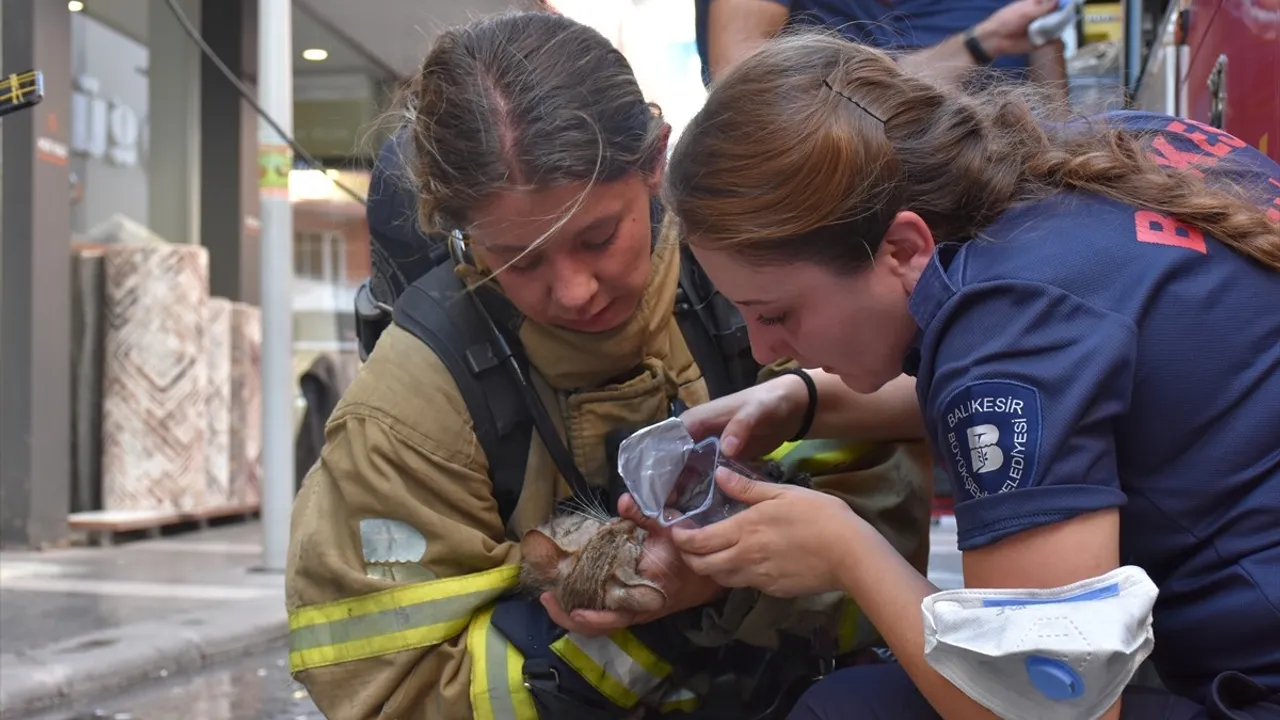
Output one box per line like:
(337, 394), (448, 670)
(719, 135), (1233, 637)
(922, 565), (1159, 720)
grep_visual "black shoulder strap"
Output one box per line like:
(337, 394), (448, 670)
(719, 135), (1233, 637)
(674, 244), (760, 399)
(649, 198), (758, 400)
(393, 261), (597, 526)
(392, 264), (532, 524)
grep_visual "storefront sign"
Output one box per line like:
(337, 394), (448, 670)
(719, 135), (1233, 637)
(70, 74), (142, 169)
(259, 144), (293, 198)
(36, 136), (70, 166)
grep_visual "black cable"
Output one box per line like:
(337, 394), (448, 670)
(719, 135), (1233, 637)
(161, 0), (369, 205)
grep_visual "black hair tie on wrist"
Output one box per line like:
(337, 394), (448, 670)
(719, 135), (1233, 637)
(963, 26), (995, 66)
(777, 368), (817, 443)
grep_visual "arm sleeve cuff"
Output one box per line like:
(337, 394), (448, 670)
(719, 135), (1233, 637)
(955, 484), (1128, 551)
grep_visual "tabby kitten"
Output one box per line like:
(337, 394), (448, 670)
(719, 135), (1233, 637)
(519, 511), (667, 614)
(518, 457), (808, 613)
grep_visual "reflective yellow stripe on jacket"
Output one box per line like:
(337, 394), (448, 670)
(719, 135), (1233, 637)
(765, 438), (876, 476)
(658, 687), (699, 714)
(288, 564), (520, 672)
(468, 606), (538, 720)
(836, 596), (880, 654)
(550, 629), (672, 708)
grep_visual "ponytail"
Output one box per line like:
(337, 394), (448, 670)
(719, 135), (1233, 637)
(668, 30), (1280, 272)
(1025, 128), (1280, 270)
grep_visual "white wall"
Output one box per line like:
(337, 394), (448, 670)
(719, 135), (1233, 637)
(620, 0), (705, 147)
(550, 0), (706, 145)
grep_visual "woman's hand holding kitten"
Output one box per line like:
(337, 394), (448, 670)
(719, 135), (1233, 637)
(540, 494), (726, 638)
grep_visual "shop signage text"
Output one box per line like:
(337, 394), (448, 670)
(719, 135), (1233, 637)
(70, 74), (142, 169)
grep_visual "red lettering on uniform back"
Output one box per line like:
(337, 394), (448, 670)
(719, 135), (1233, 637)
(1147, 136), (1213, 176)
(1268, 178), (1280, 224)
(1134, 210), (1208, 254)
(1166, 120), (1248, 158)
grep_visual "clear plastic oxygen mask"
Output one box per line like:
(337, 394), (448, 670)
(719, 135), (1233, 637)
(616, 417), (769, 528)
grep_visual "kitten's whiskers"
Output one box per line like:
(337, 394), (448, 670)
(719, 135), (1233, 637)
(563, 494), (611, 525)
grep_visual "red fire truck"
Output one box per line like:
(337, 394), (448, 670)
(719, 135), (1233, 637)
(1126, 0), (1280, 163)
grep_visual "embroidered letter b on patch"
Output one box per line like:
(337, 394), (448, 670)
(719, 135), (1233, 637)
(938, 381), (1042, 501)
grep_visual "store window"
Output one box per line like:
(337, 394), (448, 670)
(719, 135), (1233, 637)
(294, 230), (348, 284)
(69, 11), (149, 238)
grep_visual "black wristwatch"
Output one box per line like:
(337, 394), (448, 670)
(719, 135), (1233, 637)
(963, 26), (995, 66)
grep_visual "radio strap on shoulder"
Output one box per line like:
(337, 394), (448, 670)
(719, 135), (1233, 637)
(468, 284), (597, 504)
(674, 245), (758, 400)
(393, 265), (534, 524)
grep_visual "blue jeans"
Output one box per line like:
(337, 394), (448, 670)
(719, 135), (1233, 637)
(787, 664), (1280, 720)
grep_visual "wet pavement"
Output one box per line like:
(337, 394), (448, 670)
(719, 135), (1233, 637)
(0, 523), (286, 719)
(25, 643), (320, 720)
(11, 518), (962, 720)
(0, 524), (280, 653)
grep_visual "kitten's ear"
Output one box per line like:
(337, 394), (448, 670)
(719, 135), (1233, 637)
(520, 529), (568, 580)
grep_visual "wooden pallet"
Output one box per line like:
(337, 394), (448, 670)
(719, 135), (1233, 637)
(67, 503), (261, 546)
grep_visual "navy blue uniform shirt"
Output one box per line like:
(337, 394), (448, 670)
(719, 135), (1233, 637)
(908, 111), (1280, 702)
(694, 0), (1030, 86)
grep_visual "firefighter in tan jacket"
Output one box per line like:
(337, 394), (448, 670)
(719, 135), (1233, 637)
(285, 11), (933, 720)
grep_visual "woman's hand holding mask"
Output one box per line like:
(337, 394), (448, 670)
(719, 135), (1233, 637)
(681, 371), (925, 456)
(540, 494), (726, 638)
(679, 373), (813, 460)
(670, 467), (861, 598)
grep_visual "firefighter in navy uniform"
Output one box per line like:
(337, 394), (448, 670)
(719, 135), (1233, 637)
(660, 33), (1280, 720)
(285, 11), (935, 720)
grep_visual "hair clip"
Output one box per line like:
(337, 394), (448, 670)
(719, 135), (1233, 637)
(822, 79), (886, 124)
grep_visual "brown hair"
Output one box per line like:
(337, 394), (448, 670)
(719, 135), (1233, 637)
(665, 32), (1280, 272)
(403, 10), (665, 236)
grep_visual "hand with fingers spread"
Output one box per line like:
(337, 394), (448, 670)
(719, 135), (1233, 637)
(680, 370), (924, 460)
(679, 372), (813, 460)
(539, 494), (727, 638)
(670, 466), (862, 598)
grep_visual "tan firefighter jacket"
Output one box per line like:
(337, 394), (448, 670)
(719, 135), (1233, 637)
(285, 221), (934, 720)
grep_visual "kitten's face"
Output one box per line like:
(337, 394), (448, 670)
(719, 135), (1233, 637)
(519, 513), (667, 615)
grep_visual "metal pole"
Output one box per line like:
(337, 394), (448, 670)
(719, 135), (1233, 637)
(1123, 0), (1144, 104)
(257, 0), (294, 572)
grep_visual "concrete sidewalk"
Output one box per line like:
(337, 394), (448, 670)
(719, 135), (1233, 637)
(0, 515), (964, 719)
(0, 522), (286, 719)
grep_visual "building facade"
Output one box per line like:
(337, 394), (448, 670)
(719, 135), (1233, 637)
(0, 0), (412, 547)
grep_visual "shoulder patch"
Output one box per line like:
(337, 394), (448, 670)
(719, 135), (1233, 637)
(359, 517), (428, 564)
(936, 380), (1042, 501)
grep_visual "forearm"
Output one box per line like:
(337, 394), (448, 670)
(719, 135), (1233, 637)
(1029, 40), (1069, 112)
(292, 577), (519, 720)
(831, 517), (1004, 720)
(896, 33), (981, 85)
(287, 416), (525, 716)
(831, 518), (1121, 720)
(896, 21), (1016, 86)
(806, 371), (925, 442)
(707, 0), (788, 81)
(709, 29), (769, 81)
